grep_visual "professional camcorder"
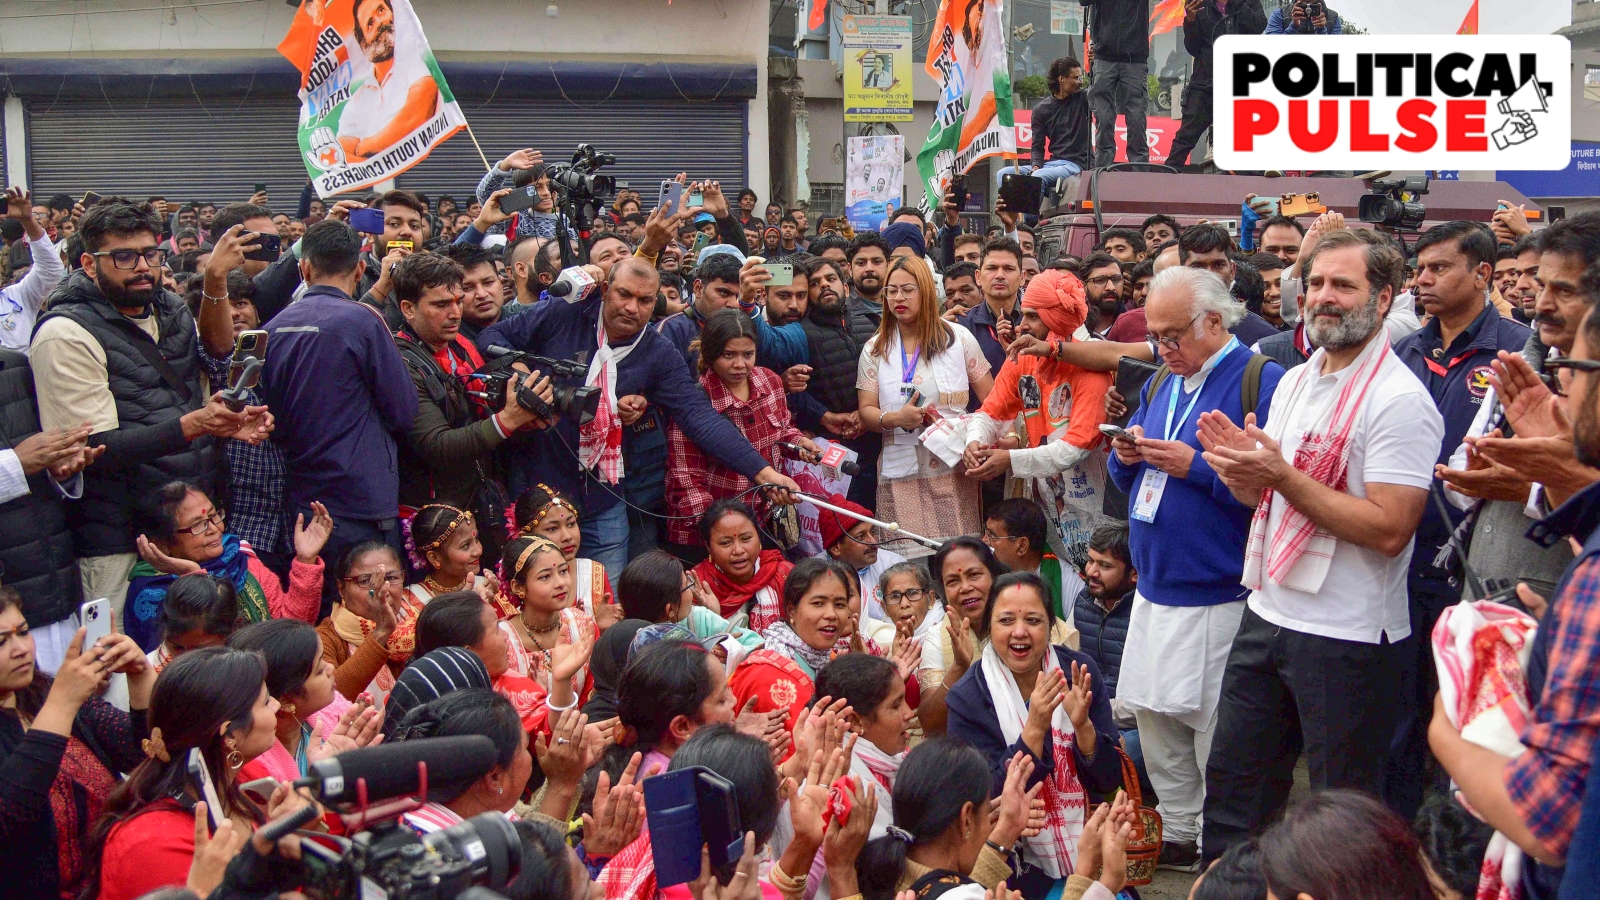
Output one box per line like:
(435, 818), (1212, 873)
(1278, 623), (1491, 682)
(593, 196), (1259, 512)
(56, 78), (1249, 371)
(547, 143), (618, 203)
(210, 737), (527, 900)
(1358, 174), (1430, 231)
(473, 345), (601, 427)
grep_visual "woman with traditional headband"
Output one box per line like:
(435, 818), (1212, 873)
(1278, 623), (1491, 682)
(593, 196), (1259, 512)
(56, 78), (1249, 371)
(406, 504), (500, 605)
(497, 535), (598, 708)
(511, 484), (620, 629)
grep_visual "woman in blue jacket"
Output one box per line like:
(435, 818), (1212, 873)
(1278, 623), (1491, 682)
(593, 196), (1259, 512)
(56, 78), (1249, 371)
(946, 571), (1124, 900)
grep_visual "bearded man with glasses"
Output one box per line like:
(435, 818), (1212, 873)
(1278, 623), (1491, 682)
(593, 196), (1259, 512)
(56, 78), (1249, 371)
(30, 198), (271, 633)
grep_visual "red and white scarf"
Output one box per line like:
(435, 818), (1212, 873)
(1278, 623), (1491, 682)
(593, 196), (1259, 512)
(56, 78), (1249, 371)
(1243, 333), (1390, 593)
(1433, 599), (1539, 900)
(579, 316), (641, 484)
(980, 643), (1086, 879)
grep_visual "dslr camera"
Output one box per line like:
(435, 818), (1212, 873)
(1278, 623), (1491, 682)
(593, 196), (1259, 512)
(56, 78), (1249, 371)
(473, 345), (601, 427)
(1358, 174), (1430, 231)
(547, 143), (618, 204)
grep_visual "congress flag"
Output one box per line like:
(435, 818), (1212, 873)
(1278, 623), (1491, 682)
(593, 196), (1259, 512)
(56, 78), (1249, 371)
(915, 0), (1016, 209)
(279, 0), (467, 197)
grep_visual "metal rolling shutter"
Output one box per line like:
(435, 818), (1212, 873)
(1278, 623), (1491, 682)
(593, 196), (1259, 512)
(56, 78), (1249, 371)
(24, 95), (309, 204)
(397, 98), (748, 202)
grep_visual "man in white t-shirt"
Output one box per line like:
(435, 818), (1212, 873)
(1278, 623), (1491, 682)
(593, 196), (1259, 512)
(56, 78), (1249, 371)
(1193, 228), (1443, 865)
(338, 0), (438, 162)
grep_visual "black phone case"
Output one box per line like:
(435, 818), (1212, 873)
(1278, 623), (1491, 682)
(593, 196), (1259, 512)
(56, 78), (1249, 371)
(1114, 355), (1161, 427)
(999, 173), (1045, 218)
(499, 188), (542, 214)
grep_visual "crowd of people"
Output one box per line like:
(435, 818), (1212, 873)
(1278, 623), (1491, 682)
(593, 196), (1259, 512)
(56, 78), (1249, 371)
(0, 109), (1597, 900)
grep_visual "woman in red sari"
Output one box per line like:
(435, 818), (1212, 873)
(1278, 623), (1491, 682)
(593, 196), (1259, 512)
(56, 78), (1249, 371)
(690, 500), (792, 635)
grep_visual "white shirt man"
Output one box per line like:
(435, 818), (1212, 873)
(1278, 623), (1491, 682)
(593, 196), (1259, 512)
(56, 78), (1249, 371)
(1197, 229), (1440, 865)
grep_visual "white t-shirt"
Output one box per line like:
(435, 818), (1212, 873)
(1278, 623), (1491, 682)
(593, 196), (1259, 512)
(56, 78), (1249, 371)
(338, 23), (431, 145)
(1247, 345), (1442, 644)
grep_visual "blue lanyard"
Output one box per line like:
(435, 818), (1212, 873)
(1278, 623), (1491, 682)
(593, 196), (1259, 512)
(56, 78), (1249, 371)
(1163, 338), (1238, 441)
(900, 341), (922, 385)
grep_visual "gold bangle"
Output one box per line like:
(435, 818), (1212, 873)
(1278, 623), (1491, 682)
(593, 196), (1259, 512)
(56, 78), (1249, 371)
(768, 862), (806, 894)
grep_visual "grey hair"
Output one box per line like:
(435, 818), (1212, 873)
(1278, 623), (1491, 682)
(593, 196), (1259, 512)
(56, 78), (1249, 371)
(1148, 265), (1245, 329)
(878, 560), (934, 599)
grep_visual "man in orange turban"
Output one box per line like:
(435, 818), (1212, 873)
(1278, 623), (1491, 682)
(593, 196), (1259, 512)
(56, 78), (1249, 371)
(960, 267), (1112, 482)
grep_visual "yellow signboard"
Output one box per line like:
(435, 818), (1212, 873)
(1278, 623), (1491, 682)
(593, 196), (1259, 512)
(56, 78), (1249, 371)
(843, 15), (914, 123)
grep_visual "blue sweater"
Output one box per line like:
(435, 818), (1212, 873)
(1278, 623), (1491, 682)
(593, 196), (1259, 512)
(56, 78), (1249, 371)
(946, 646), (1124, 800)
(1107, 343), (1284, 608)
(478, 292), (771, 519)
(260, 285), (419, 521)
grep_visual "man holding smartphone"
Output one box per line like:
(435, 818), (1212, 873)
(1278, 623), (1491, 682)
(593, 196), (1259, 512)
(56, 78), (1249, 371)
(1265, 0), (1343, 34)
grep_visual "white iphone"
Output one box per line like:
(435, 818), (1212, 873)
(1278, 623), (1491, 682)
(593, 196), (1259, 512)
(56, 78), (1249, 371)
(79, 598), (111, 649)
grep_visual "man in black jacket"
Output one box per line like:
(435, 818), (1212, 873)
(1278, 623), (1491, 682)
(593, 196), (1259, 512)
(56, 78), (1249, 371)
(29, 200), (269, 623)
(792, 257), (881, 510)
(0, 349), (101, 673)
(1081, 0), (1150, 166)
(1169, 0), (1267, 168)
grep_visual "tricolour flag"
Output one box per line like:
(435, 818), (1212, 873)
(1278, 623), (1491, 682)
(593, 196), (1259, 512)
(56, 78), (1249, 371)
(278, 0), (467, 197)
(915, 0), (1015, 209)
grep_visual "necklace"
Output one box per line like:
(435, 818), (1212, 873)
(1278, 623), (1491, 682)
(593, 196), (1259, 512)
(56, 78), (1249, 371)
(423, 573), (470, 596)
(520, 611), (563, 636)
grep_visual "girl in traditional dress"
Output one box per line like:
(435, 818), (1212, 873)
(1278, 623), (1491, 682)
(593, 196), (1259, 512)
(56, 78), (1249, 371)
(512, 484), (620, 629)
(497, 535), (598, 708)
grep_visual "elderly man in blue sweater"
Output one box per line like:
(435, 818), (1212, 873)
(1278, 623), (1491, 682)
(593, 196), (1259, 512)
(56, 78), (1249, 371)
(479, 257), (801, 580)
(1106, 266), (1284, 872)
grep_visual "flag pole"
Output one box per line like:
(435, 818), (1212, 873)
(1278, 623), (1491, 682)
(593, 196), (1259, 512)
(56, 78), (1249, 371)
(464, 121), (493, 172)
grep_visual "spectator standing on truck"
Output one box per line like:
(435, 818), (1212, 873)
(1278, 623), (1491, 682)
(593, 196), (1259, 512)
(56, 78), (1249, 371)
(1265, 0), (1343, 34)
(996, 56), (1093, 194)
(1169, 0), (1266, 169)
(1081, 0), (1150, 167)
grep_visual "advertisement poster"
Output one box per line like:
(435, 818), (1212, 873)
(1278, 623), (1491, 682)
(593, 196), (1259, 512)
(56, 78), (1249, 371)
(1049, 0), (1081, 35)
(845, 135), (905, 232)
(843, 15), (915, 123)
(278, 0), (467, 197)
(915, 0), (1017, 209)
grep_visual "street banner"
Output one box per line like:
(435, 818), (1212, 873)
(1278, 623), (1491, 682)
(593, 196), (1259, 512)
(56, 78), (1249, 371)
(843, 15), (914, 123)
(1050, 1), (1081, 36)
(916, 0), (1016, 209)
(278, 0), (467, 197)
(845, 135), (905, 232)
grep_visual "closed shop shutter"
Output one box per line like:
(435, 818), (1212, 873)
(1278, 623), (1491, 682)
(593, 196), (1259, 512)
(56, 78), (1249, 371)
(23, 96), (310, 206)
(397, 98), (747, 204)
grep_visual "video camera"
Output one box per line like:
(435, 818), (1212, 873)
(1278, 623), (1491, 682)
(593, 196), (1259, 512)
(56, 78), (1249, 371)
(1358, 174), (1430, 231)
(210, 737), (526, 900)
(547, 143), (618, 203)
(473, 345), (601, 427)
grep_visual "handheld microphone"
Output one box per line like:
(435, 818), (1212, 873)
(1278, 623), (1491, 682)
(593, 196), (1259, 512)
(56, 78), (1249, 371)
(817, 443), (861, 479)
(298, 735), (498, 806)
(547, 266), (598, 302)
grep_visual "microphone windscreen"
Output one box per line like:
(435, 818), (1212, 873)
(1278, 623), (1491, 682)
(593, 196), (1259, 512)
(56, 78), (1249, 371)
(306, 735), (498, 805)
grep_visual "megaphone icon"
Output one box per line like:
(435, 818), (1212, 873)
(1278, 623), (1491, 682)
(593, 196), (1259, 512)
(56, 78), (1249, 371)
(1498, 77), (1549, 118)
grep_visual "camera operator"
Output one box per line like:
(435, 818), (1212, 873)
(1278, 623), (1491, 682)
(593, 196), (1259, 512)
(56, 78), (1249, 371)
(1266, 0), (1343, 34)
(478, 257), (800, 581)
(393, 252), (551, 521)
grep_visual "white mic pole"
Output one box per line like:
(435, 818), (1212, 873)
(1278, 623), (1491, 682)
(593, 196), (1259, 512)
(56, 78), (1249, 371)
(793, 490), (943, 549)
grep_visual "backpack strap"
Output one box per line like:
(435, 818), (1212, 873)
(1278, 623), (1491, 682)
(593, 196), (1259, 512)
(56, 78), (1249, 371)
(1240, 353), (1270, 419)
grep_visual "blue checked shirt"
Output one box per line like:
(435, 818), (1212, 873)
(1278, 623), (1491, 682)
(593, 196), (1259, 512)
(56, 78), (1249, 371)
(199, 341), (288, 554)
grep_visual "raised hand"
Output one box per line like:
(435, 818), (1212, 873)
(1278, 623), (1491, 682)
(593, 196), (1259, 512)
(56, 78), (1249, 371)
(308, 701), (384, 763)
(1062, 661), (1094, 729)
(187, 804), (248, 897)
(823, 776), (877, 874)
(593, 591), (625, 630)
(891, 635), (922, 682)
(689, 833), (763, 900)
(533, 708), (593, 788)
(582, 751), (647, 857)
(1491, 351), (1568, 440)
(1075, 802), (1111, 883)
(551, 626), (595, 682)
(293, 501), (334, 565)
(1024, 668), (1067, 740)
(946, 605), (974, 676)
(990, 751), (1042, 846)
(14, 425), (92, 476)
(476, 188), (515, 230)
(476, 569), (501, 605)
(500, 148), (544, 171)
(1436, 429), (1532, 502)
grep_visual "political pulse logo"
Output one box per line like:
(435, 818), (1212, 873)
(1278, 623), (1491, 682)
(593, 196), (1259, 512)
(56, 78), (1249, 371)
(1214, 35), (1571, 171)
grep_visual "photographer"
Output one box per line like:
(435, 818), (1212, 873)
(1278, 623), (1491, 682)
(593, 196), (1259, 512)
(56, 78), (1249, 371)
(478, 257), (800, 581)
(1169, 0), (1266, 169)
(1266, 0), (1343, 34)
(391, 253), (551, 522)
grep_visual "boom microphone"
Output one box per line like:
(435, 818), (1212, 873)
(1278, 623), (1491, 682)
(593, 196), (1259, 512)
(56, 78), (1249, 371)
(299, 735), (498, 806)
